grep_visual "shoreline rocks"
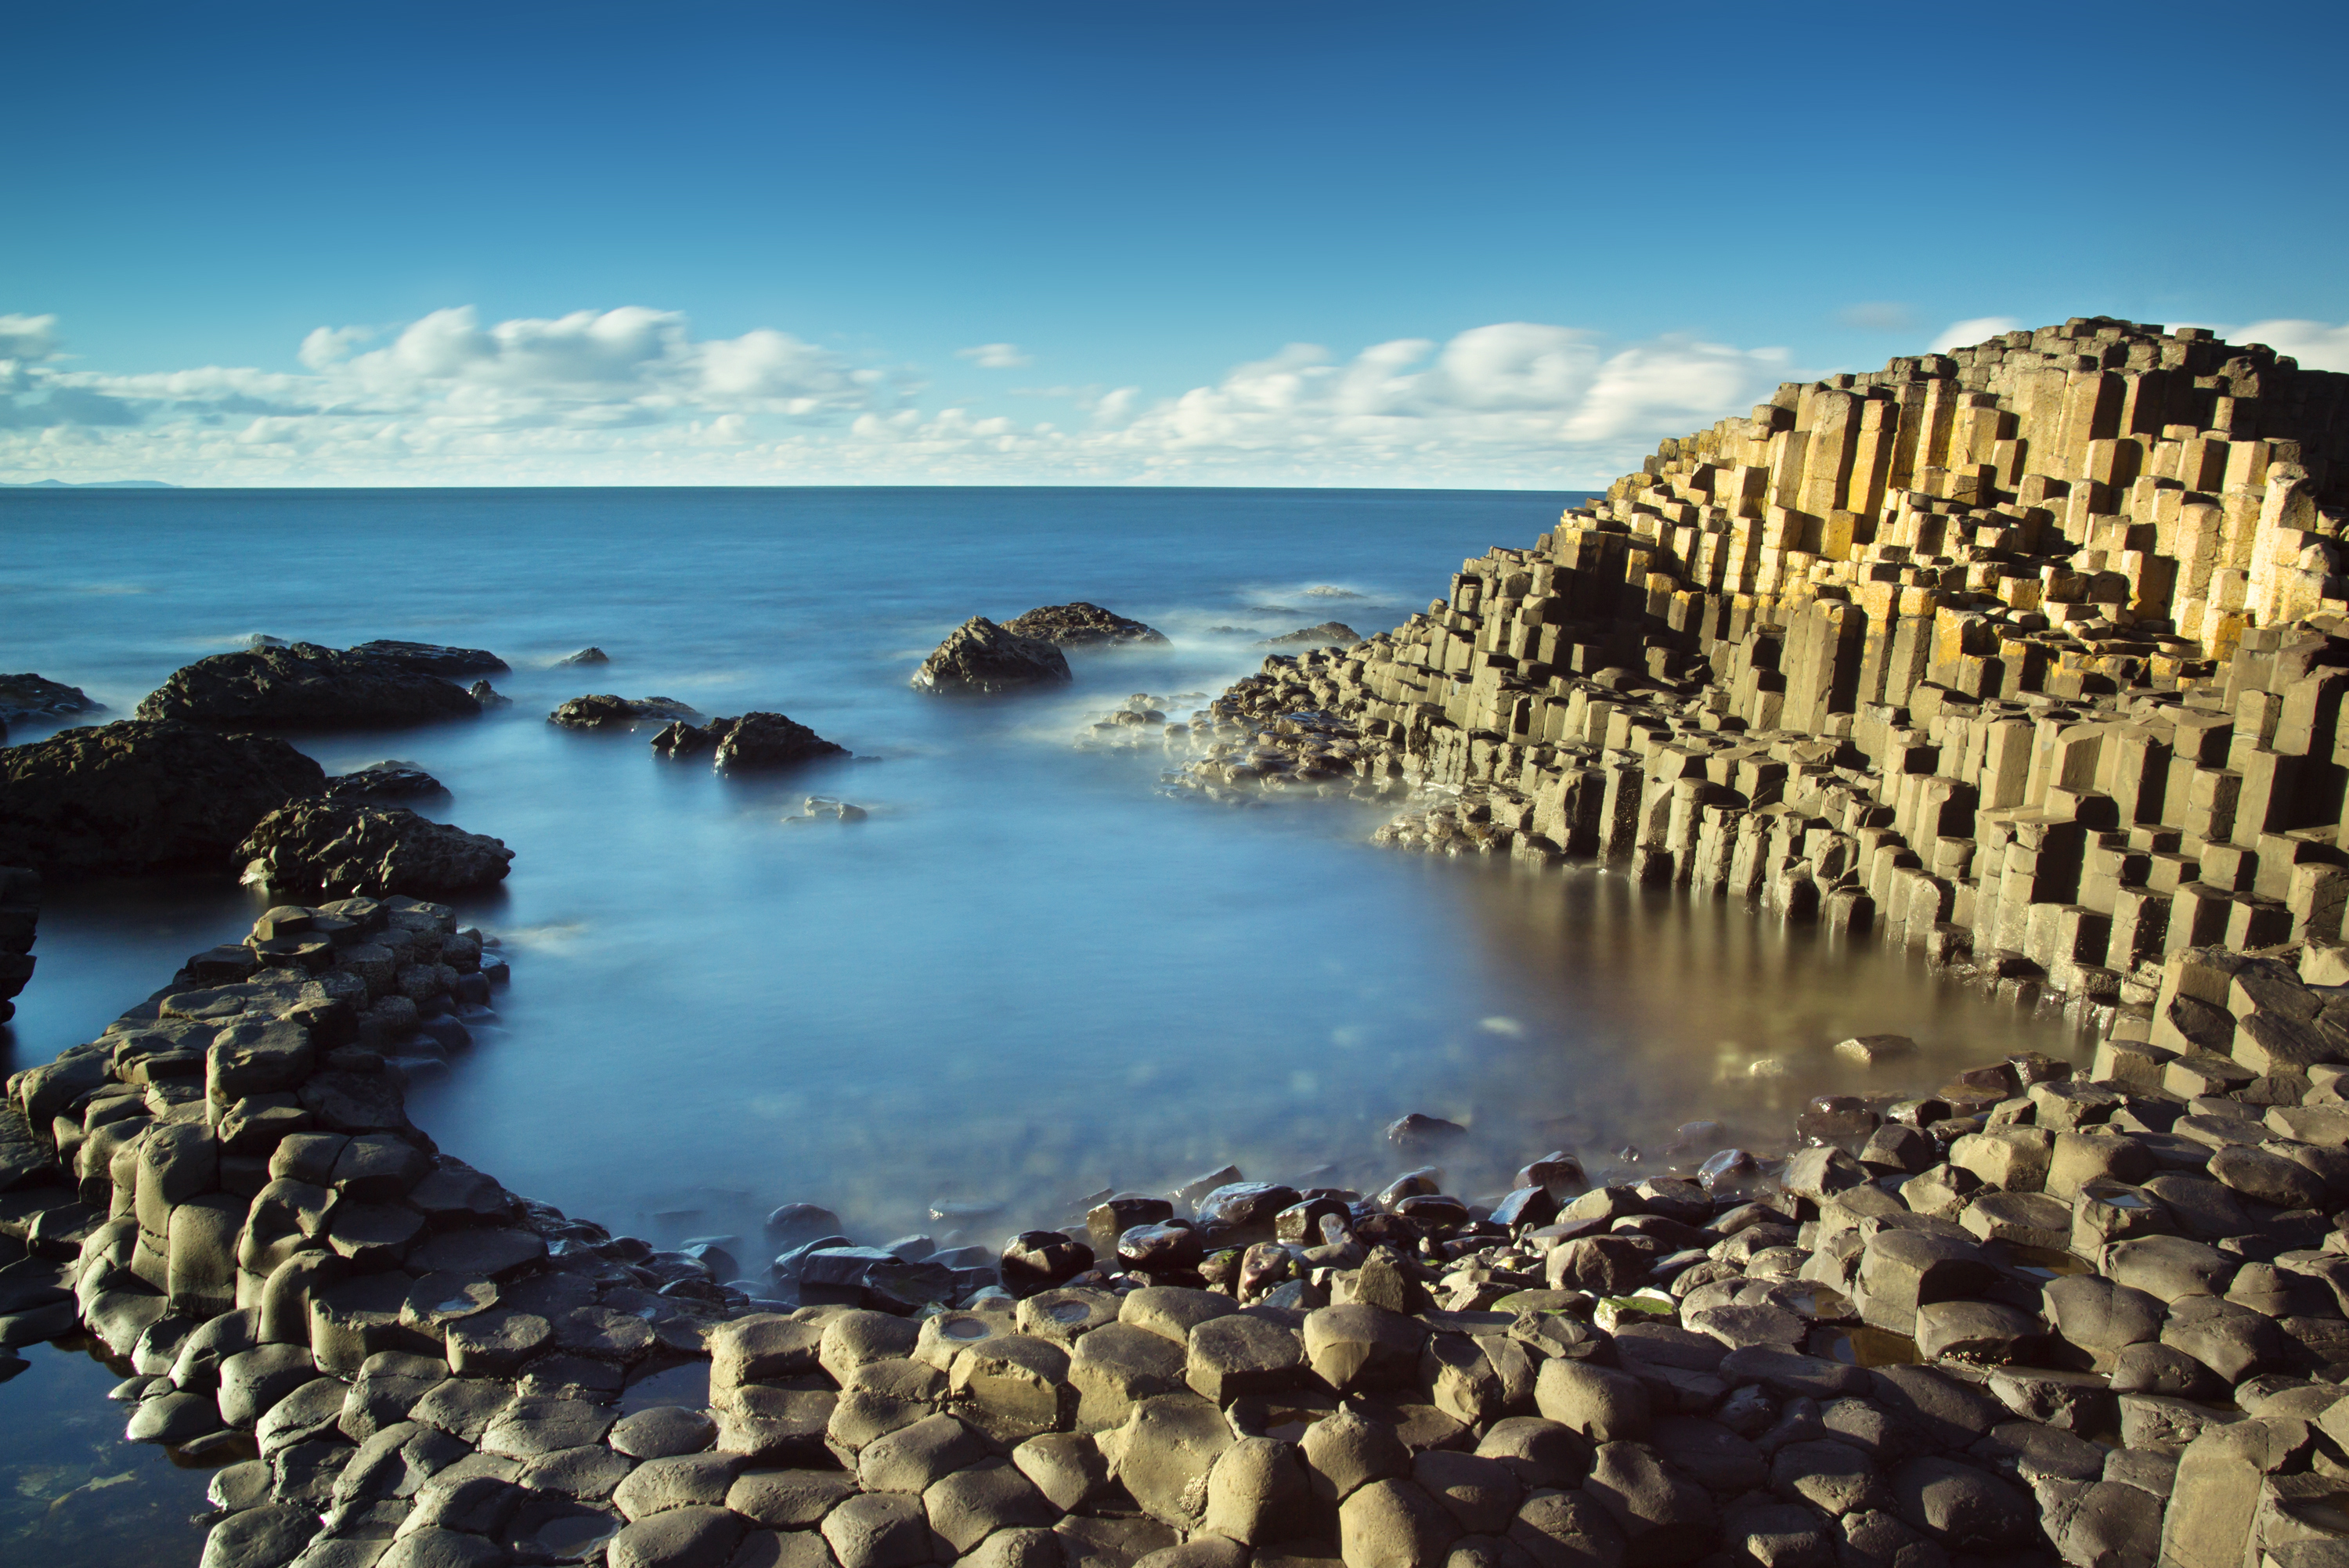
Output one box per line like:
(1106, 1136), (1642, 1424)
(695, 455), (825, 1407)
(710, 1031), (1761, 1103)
(343, 641), (509, 677)
(549, 694), (702, 730)
(913, 619), (1073, 694)
(234, 801), (514, 899)
(1002, 604), (1171, 648)
(136, 643), (482, 730)
(0, 672), (104, 727)
(1257, 623), (1362, 650)
(0, 719), (327, 874)
(653, 712), (850, 770)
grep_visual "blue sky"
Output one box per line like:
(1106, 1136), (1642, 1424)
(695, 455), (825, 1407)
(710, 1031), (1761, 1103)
(5, 0), (2346, 486)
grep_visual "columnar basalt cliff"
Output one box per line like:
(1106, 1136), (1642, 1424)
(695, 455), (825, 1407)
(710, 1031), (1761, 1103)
(1172, 319), (2349, 1026)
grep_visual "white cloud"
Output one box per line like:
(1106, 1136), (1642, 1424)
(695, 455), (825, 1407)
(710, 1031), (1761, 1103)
(0, 307), (1797, 486)
(955, 342), (1033, 369)
(2231, 319), (2349, 373)
(1929, 316), (2024, 353)
(0, 313), (61, 363)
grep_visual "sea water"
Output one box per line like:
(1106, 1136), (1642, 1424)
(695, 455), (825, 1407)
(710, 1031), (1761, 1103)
(0, 486), (2080, 1553)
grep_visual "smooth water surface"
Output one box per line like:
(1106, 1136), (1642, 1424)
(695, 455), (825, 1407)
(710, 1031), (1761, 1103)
(2, 485), (2083, 1243)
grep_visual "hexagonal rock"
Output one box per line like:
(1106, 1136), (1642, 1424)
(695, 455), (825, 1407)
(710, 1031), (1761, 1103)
(1301, 1405), (1413, 1504)
(1889, 1456), (2039, 1551)
(1474, 1417), (1593, 1492)
(726, 1468), (861, 1530)
(818, 1310), (922, 1385)
(605, 1503), (749, 1568)
(1533, 1360), (1649, 1442)
(1913, 1302), (2045, 1364)
(1120, 1285), (1238, 1346)
(1302, 1303), (1426, 1393)
(1582, 1440), (1716, 1563)
(2103, 1235), (2235, 1303)
(610, 1406), (720, 1460)
(1012, 1431), (1110, 1513)
(1069, 1321), (1189, 1430)
(1411, 1449), (1521, 1536)
(822, 1491), (936, 1568)
(952, 1332), (1077, 1443)
(859, 1411), (989, 1494)
(709, 1315), (825, 1397)
(1100, 1393), (1235, 1526)
(614, 1453), (749, 1521)
(1202, 1434), (1315, 1545)
(1508, 1487), (1627, 1568)
(481, 1394), (618, 1458)
(1186, 1312), (1305, 1403)
(2209, 1144), (2328, 1209)
(924, 1455), (1058, 1555)
(715, 1386), (836, 1465)
(1339, 1477), (1463, 1568)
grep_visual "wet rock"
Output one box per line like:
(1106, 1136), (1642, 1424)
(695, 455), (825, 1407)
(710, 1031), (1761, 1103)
(1260, 624), (1362, 648)
(0, 672), (103, 724)
(199, 1501), (317, 1568)
(347, 641), (508, 677)
(713, 712), (850, 770)
(0, 719), (327, 874)
(139, 642), (482, 728)
(1001, 603), (1171, 647)
(318, 762), (449, 802)
(910, 618), (1072, 694)
(548, 694), (702, 730)
(1001, 1231), (1094, 1291)
(236, 799), (513, 899)
(467, 680), (509, 708)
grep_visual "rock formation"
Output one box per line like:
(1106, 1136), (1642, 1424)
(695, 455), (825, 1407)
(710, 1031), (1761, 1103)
(0, 719), (327, 874)
(911, 618), (1073, 694)
(1002, 604), (1171, 647)
(317, 762), (449, 802)
(547, 694), (701, 730)
(651, 712), (848, 770)
(0, 867), (34, 1023)
(136, 643), (482, 729)
(1260, 622), (1362, 649)
(0, 672), (104, 725)
(235, 802), (514, 899)
(343, 641), (509, 677)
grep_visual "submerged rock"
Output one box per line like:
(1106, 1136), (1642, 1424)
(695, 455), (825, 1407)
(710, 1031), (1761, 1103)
(345, 640), (509, 676)
(1258, 622), (1362, 648)
(558, 647), (611, 665)
(137, 643), (481, 728)
(549, 694), (702, 730)
(468, 680), (512, 708)
(0, 673), (104, 726)
(0, 719), (327, 874)
(651, 717), (736, 757)
(911, 618), (1072, 694)
(319, 761), (449, 802)
(236, 800), (513, 898)
(0, 866), (34, 1023)
(715, 712), (849, 770)
(1001, 603), (1170, 647)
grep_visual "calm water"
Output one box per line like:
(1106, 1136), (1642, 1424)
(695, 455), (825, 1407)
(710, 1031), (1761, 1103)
(0, 487), (2080, 1549)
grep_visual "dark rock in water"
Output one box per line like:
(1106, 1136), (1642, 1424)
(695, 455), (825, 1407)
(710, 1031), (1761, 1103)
(0, 673), (104, 725)
(137, 643), (481, 729)
(345, 640), (509, 676)
(1387, 1113), (1470, 1150)
(548, 694), (702, 730)
(319, 762), (449, 802)
(236, 800), (513, 899)
(0, 866), (34, 1024)
(468, 680), (511, 708)
(714, 712), (849, 770)
(651, 717), (736, 758)
(1001, 603), (1171, 647)
(558, 647), (610, 665)
(1258, 622), (1362, 648)
(911, 618), (1072, 694)
(765, 1203), (844, 1246)
(0, 719), (327, 874)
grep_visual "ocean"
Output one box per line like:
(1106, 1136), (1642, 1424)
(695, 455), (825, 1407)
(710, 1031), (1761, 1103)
(0, 485), (2080, 1561)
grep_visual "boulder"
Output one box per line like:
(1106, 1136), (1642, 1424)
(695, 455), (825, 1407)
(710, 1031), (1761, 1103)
(1259, 623), (1362, 648)
(138, 643), (480, 727)
(713, 712), (850, 770)
(911, 618), (1072, 694)
(0, 672), (103, 724)
(0, 719), (326, 874)
(345, 641), (509, 676)
(236, 801), (513, 899)
(549, 694), (702, 730)
(317, 762), (449, 802)
(1001, 603), (1171, 647)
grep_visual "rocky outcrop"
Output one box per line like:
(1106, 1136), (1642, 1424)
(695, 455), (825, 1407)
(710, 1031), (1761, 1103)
(316, 761), (448, 801)
(343, 641), (508, 676)
(0, 867), (34, 1023)
(0, 672), (104, 724)
(1260, 622), (1362, 648)
(911, 618), (1072, 694)
(651, 712), (848, 768)
(0, 719), (327, 874)
(235, 801), (513, 899)
(136, 643), (481, 729)
(1001, 603), (1171, 647)
(559, 647), (610, 665)
(548, 694), (700, 730)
